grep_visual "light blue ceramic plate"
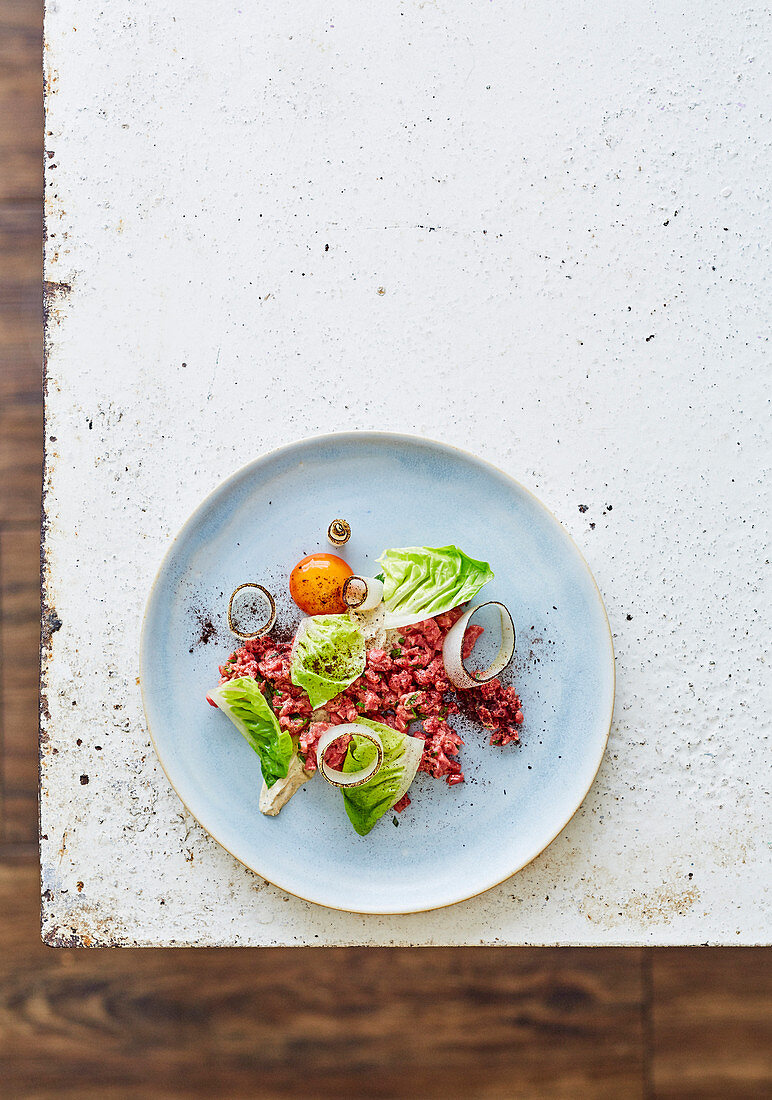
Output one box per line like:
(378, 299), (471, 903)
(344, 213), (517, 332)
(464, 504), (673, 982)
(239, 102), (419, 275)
(140, 433), (614, 913)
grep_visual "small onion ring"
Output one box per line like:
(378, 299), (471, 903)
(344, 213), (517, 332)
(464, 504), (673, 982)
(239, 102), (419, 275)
(316, 724), (383, 788)
(327, 519), (351, 547)
(227, 583), (277, 640)
(342, 575), (384, 611)
(442, 601), (516, 690)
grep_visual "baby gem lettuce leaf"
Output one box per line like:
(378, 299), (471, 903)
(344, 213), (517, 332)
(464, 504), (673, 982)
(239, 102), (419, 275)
(377, 545), (494, 629)
(290, 614), (366, 709)
(341, 717), (424, 836)
(209, 676), (294, 788)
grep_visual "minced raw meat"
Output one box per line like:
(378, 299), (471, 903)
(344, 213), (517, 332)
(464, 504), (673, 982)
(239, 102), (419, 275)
(214, 605), (524, 794)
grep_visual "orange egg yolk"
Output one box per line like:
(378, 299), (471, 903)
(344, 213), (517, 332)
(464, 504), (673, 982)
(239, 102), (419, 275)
(289, 553), (353, 616)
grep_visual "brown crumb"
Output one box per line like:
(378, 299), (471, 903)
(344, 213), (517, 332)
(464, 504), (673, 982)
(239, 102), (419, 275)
(190, 606), (218, 649)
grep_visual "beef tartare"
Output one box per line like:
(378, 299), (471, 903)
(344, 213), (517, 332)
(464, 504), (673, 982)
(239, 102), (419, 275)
(208, 540), (523, 835)
(218, 607), (523, 787)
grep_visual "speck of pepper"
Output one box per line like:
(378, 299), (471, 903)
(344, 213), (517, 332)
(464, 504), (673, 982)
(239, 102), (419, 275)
(76, 738), (82, 746)
(80, 774), (89, 785)
(190, 607), (217, 649)
(626, 614), (633, 621)
(590, 522), (596, 529)
(578, 504), (589, 513)
(76, 881), (84, 892)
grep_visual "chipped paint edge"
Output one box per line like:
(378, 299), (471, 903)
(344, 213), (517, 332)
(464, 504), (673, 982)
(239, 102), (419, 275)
(40, 11), (72, 947)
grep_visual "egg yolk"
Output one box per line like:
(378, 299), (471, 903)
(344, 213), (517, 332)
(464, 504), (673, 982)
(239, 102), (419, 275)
(289, 553), (353, 616)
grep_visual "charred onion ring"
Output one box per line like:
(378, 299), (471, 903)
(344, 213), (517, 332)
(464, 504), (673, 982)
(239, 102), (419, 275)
(227, 583), (277, 640)
(442, 601), (515, 689)
(342, 574), (384, 611)
(327, 519), (351, 547)
(316, 724), (383, 788)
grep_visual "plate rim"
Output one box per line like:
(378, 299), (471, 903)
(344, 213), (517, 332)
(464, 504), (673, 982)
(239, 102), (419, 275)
(139, 430), (616, 914)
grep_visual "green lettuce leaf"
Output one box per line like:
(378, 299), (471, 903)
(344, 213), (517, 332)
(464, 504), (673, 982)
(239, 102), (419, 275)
(209, 676), (294, 788)
(341, 717), (423, 836)
(290, 614), (366, 709)
(377, 545), (494, 629)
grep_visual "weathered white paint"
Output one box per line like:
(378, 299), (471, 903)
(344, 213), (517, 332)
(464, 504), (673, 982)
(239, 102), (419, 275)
(41, 0), (770, 945)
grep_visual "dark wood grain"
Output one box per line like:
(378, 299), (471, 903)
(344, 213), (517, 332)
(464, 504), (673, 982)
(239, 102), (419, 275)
(651, 949), (772, 1099)
(0, 204), (42, 385)
(0, 0), (42, 203)
(1, 865), (646, 1099)
(0, 0), (44, 536)
(1, 525), (40, 842)
(0, 202), (43, 526)
(0, 0), (44, 853)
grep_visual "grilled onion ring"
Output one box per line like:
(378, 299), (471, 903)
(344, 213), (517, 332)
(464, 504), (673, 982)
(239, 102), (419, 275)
(316, 724), (383, 788)
(327, 519), (351, 547)
(342, 574), (384, 611)
(443, 601), (515, 690)
(227, 583), (276, 640)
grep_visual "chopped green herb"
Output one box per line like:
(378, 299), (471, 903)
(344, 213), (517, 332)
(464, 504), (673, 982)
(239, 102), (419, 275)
(290, 615), (366, 708)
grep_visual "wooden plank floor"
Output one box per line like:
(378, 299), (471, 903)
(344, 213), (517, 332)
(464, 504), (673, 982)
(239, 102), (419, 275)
(0, 2), (770, 1096)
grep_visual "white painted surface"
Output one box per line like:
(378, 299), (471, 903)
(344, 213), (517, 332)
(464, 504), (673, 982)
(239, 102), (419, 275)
(41, 0), (770, 945)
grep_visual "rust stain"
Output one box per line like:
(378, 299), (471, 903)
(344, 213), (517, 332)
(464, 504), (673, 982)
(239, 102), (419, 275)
(43, 280), (73, 376)
(43, 280), (72, 326)
(41, 898), (128, 949)
(577, 872), (702, 928)
(41, 608), (62, 645)
(621, 886), (701, 922)
(42, 926), (92, 949)
(40, 276), (72, 854)
(39, 504), (53, 751)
